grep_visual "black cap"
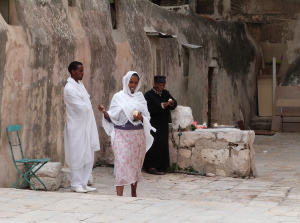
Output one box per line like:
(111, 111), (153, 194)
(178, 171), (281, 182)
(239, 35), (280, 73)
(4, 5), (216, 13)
(154, 75), (166, 84)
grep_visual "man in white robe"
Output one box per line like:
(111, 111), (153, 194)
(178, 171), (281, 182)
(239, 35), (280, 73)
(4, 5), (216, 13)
(64, 61), (100, 193)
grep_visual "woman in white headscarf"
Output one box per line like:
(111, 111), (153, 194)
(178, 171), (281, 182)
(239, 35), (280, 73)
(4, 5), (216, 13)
(99, 71), (155, 197)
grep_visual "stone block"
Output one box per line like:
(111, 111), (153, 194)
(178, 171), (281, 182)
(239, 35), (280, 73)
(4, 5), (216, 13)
(251, 122), (272, 130)
(229, 149), (251, 176)
(192, 146), (229, 174)
(30, 162), (62, 191)
(33, 162), (62, 178)
(31, 175), (62, 191)
(177, 155), (192, 169)
(61, 168), (71, 188)
(173, 131), (216, 148)
(206, 173), (216, 177)
(170, 130), (257, 177)
(241, 130), (255, 144)
(169, 136), (193, 169)
(217, 131), (242, 142)
(195, 128), (240, 133)
(216, 169), (227, 177)
(179, 148), (192, 159)
(170, 105), (194, 130)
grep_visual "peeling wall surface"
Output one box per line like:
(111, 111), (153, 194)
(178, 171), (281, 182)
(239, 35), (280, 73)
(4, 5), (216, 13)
(0, 0), (258, 187)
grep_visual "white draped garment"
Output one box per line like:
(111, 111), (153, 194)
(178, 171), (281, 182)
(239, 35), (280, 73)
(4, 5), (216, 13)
(102, 71), (156, 152)
(64, 77), (100, 170)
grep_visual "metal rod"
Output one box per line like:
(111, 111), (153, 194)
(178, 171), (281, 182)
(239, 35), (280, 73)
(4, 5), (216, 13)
(176, 125), (182, 172)
(174, 125), (206, 176)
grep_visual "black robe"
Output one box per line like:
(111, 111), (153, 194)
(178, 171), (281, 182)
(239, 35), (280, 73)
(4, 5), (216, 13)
(143, 89), (177, 170)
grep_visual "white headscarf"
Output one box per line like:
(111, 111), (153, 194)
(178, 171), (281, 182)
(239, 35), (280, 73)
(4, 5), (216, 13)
(102, 71), (156, 151)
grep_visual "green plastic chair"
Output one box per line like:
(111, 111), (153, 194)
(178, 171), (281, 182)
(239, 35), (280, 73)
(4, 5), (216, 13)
(6, 125), (51, 191)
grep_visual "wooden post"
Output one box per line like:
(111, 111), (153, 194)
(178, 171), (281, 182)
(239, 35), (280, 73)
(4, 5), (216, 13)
(272, 57), (277, 107)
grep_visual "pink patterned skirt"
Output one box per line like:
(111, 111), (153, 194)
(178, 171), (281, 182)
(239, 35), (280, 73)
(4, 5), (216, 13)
(113, 128), (146, 186)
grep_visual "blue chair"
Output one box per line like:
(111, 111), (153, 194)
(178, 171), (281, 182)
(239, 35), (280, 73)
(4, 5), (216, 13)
(6, 125), (50, 190)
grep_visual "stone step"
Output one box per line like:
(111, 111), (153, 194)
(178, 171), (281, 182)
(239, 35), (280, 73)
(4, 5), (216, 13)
(250, 116), (272, 130)
(251, 116), (272, 123)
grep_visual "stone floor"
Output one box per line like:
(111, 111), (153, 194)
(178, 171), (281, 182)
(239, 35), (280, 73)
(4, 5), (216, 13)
(1, 132), (300, 222)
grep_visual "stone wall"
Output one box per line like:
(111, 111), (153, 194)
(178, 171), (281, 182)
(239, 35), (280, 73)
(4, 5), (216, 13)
(170, 128), (257, 177)
(198, 0), (300, 86)
(0, 0), (258, 187)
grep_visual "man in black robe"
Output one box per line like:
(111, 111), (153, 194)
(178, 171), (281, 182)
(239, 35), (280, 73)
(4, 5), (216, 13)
(144, 75), (177, 175)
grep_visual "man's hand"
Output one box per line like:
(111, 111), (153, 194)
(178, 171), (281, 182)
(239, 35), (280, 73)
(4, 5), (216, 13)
(168, 100), (174, 106)
(162, 102), (169, 108)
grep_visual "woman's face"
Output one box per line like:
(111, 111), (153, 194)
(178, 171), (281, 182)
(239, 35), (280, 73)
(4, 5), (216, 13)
(128, 75), (139, 94)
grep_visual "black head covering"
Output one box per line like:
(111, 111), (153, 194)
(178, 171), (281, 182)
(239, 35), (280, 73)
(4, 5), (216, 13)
(154, 75), (166, 84)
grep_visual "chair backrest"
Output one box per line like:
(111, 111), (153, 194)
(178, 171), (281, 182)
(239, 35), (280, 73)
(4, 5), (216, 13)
(6, 125), (24, 162)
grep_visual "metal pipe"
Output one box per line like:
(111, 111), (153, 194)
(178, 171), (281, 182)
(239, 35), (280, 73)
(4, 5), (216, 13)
(176, 125), (182, 172)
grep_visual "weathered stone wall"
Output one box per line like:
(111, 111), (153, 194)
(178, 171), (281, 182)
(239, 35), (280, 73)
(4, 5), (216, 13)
(201, 0), (300, 86)
(0, 0), (117, 187)
(0, 0), (257, 187)
(242, 0), (300, 86)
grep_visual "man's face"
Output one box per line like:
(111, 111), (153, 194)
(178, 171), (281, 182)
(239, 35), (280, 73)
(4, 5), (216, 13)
(71, 65), (84, 82)
(154, 82), (165, 91)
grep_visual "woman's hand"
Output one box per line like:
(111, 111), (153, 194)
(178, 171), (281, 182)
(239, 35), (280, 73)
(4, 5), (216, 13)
(98, 104), (109, 119)
(98, 104), (106, 112)
(133, 112), (143, 122)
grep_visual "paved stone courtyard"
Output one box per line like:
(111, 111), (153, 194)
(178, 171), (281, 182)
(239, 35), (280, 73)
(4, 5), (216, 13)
(0, 132), (300, 222)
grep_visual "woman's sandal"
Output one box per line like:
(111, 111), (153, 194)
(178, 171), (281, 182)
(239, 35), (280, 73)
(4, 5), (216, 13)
(148, 168), (165, 175)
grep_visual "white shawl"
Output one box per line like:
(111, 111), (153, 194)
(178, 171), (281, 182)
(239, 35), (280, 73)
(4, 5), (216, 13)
(64, 77), (100, 170)
(102, 71), (156, 151)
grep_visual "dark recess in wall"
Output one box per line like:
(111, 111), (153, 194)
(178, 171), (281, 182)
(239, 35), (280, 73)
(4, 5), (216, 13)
(150, 0), (189, 6)
(196, 0), (214, 14)
(0, 0), (10, 24)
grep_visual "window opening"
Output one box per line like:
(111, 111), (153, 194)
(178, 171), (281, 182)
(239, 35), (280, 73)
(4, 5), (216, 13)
(150, 0), (189, 6)
(150, 0), (161, 6)
(183, 48), (189, 76)
(196, 0), (214, 15)
(110, 0), (117, 29)
(156, 49), (162, 75)
(0, 0), (9, 24)
(207, 62), (218, 127)
(207, 67), (214, 127)
(68, 0), (76, 7)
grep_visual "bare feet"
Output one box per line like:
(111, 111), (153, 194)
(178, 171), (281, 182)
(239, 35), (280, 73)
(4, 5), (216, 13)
(131, 182), (138, 197)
